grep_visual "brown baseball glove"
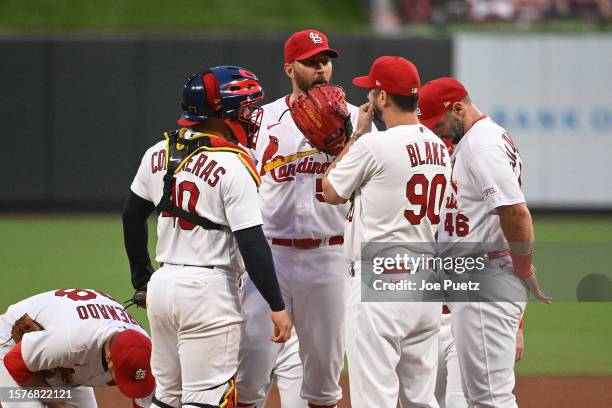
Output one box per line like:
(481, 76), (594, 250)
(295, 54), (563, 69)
(290, 84), (353, 156)
(11, 313), (44, 343)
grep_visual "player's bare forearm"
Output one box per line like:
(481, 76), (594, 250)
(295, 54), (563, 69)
(324, 137), (356, 178)
(498, 203), (551, 304)
(322, 138), (356, 204)
(498, 202), (533, 249)
(323, 101), (374, 204)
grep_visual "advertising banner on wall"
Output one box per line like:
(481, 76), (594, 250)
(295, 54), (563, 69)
(454, 34), (612, 209)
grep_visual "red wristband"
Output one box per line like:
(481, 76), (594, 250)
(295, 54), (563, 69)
(518, 316), (525, 331)
(510, 251), (534, 278)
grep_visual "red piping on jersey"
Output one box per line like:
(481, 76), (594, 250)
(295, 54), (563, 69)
(3, 342), (35, 383)
(202, 135), (261, 187)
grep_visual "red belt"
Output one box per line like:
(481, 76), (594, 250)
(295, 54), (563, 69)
(270, 236), (344, 249)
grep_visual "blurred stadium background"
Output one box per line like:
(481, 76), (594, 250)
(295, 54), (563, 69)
(0, 1), (611, 407)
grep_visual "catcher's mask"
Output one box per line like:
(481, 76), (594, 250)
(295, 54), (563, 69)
(178, 66), (265, 149)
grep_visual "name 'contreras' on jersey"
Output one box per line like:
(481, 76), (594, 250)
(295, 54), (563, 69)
(253, 96), (363, 239)
(130, 130), (263, 271)
(437, 116), (525, 256)
(0, 289), (147, 387)
(327, 124), (452, 263)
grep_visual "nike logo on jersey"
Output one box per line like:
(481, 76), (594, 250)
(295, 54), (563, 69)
(267, 122), (281, 131)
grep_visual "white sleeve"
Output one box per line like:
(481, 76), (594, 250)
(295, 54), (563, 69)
(21, 329), (72, 372)
(469, 149), (525, 213)
(327, 138), (377, 200)
(134, 392), (153, 408)
(222, 167), (264, 232)
(130, 149), (154, 202)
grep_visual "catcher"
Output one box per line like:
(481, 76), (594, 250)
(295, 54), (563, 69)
(0, 289), (154, 408)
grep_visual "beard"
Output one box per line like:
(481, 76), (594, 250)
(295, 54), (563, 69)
(295, 71), (329, 93)
(450, 116), (465, 144)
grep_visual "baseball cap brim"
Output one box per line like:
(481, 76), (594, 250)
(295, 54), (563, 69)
(295, 47), (339, 62)
(352, 75), (376, 89)
(115, 370), (155, 399)
(419, 111), (446, 131)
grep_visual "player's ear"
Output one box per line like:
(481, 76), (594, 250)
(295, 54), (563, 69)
(451, 101), (464, 116)
(380, 90), (391, 107)
(284, 62), (294, 80)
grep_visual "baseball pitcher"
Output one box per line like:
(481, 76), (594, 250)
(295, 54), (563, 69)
(236, 29), (365, 408)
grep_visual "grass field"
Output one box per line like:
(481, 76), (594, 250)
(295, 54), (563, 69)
(0, 215), (611, 376)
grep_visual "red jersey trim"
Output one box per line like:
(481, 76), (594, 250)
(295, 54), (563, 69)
(3, 342), (35, 383)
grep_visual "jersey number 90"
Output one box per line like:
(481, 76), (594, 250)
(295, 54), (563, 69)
(405, 174), (447, 225)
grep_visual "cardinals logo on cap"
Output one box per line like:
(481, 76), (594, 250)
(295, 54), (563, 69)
(309, 32), (323, 44)
(134, 369), (147, 381)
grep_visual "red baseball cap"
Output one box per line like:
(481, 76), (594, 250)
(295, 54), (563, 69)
(110, 329), (155, 399)
(418, 77), (468, 130)
(352, 56), (420, 96)
(284, 29), (339, 63)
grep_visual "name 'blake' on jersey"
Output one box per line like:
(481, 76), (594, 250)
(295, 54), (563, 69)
(253, 96), (364, 239)
(328, 124), (451, 264)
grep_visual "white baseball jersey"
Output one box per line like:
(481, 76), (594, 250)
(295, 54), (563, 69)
(130, 130), (263, 271)
(327, 124), (452, 262)
(437, 116), (525, 254)
(254, 96), (362, 239)
(0, 289), (147, 387)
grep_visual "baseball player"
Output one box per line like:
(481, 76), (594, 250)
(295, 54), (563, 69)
(236, 29), (363, 408)
(122, 66), (292, 408)
(323, 56), (451, 408)
(418, 77), (551, 408)
(432, 140), (525, 408)
(0, 289), (154, 408)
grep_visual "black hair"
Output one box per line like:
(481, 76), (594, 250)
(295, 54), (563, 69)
(388, 93), (419, 112)
(372, 88), (419, 112)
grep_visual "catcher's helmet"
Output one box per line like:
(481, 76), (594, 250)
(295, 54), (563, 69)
(178, 66), (265, 148)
